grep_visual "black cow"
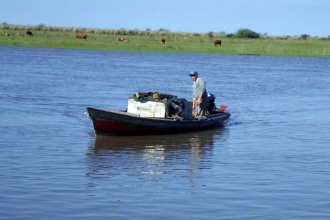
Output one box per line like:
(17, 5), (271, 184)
(161, 38), (166, 44)
(26, 31), (33, 36)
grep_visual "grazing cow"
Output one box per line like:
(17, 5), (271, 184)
(117, 37), (128, 42)
(160, 38), (166, 44)
(213, 39), (222, 47)
(26, 31), (33, 36)
(75, 34), (88, 40)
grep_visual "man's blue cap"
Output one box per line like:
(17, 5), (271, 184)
(189, 71), (198, 77)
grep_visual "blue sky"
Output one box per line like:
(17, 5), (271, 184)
(1, 0), (329, 36)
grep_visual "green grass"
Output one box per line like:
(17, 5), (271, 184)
(1, 29), (330, 57)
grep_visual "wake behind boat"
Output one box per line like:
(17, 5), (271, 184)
(86, 92), (230, 135)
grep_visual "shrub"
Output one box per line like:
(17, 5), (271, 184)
(226, 33), (234, 38)
(207, 32), (214, 38)
(235, 28), (260, 39)
(192, 33), (201, 37)
(300, 34), (310, 40)
(158, 28), (170, 32)
(35, 24), (46, 31)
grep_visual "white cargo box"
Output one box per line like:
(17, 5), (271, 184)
(127, 98), (166, 118)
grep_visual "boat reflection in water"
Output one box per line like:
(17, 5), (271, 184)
(92, 127), (226, 152)
(86, 127), (228, 182)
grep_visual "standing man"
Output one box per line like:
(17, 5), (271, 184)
(189, 71), (208, 118)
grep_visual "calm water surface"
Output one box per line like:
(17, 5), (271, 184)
(0, 46), (330, 219)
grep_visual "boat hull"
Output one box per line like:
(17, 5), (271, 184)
(86, 107), (230, 135)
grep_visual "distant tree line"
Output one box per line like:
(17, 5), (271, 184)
(1, 22), (329, 40)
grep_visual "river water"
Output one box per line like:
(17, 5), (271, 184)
(0, 46), (330, 219)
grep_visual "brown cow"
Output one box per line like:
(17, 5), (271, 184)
(160, 38), (166, 44)
(75, 34), (88, 40)
(213, 39), (222, 47)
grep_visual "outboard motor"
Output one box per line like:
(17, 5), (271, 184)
(207, 93), (216, 113)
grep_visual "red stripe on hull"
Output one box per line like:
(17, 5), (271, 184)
(93, 119), (146, 134)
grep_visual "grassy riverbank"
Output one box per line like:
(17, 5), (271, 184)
(1, 25), (330, 57)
